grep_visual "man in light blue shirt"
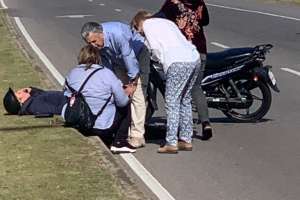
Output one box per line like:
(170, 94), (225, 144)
(81, 21), (150, 148)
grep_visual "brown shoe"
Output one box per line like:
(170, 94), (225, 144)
(157, 145), (178, 154)
(178, 141), (193, 151)
(129, 137), (146, 148)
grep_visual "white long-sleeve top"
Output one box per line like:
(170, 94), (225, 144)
(143, 18), (200, 73)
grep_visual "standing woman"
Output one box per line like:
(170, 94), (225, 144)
(158, 0), (212, 140)
(132, 11), (200, 153)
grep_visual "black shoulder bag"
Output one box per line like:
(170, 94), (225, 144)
(64, 68), (112, 132)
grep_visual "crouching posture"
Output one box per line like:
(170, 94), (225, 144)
(3, 87), (67, 116)
(62, 45), (136, 153)
(133, 11), (201, 153)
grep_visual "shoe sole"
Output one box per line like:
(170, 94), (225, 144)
(110, 147), (136, 154)
(157, 150), (178, 154)
(178, 147), (192, 151)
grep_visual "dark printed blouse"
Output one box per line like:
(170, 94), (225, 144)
(160, 0), (209, 54)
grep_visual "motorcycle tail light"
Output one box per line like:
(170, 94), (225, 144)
(253, 75), (259, 82)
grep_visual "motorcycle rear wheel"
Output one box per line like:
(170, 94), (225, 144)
(222, 80), (272, 122)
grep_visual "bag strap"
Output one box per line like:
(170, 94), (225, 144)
(78, 67), (103, 93)
(65, 79), (76, 93)
(65, 67), (104, 94)
(95, 94), (113, 117)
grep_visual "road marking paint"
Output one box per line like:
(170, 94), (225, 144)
(211, 42), (230, 49)
(13, 17), (65, 85)
(207, 3), (300, 21)
(114, 8), (122, 12)
(8, 4), (176, 200)
(56, 15), (93, 18)
(121, 154), (176, 200)
(0, 0), (8, 9)
(99, 3), (105, 6)
(281, 67), (300, 77)
(88, 0), (93, 2)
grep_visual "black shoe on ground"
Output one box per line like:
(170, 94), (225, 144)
(201, 122), (213, 141)
(110, 142), (137, 154)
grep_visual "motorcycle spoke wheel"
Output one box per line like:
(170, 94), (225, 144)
(223, 80), (272, 122)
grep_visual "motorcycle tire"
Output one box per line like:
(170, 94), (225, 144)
(222, 80), (272, 122)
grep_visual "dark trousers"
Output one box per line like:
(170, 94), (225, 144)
(91, 105), (131, 146)
(191, 54), (210, 123)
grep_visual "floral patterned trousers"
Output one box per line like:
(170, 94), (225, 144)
(165, 60), (200, 146)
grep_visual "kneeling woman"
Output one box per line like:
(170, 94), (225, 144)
(62, 45), (136, 153)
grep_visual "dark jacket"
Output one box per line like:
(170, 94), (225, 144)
(20, 87), (67, 115)
(159, 0), (209, 54)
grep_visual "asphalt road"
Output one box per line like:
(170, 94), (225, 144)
(3, 0), (300, 199)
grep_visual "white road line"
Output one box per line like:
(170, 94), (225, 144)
(211, 42), (230, 49)
(3, 2), (176, 199)
(114, 8), (122, 12)
(0, 0), (8, 9)
(121, 154), (176, 200)
(99, 3), (105, 6)
(281, 68), (300, 77)
(207, 3), (300, 21)
(56, 15), (93, 18)
(88, 0), (93, 2)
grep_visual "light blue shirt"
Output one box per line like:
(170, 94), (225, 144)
(62, 64), (129, 129)
(101, 21), (145, 80)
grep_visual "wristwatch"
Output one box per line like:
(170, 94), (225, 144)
(129, 75), (139, 86)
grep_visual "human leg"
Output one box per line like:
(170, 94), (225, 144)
(92, 105), (136, 153)
(158, 63), (193, 153)
(129, 45), (150, 147)
(191, 54), (212, 140)
(178, 62), (199, 150)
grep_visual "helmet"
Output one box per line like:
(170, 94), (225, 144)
(3, 88), (21, 114)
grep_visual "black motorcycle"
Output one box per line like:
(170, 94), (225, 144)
(146, 44), (279, 122)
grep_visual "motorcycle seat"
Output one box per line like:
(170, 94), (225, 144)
(206, 47), (254, 70)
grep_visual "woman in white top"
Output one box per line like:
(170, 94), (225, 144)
(132, 11), (200, 153)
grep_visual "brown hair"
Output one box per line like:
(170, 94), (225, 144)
(78, 44), (101, 69)
(131, 10), (152, 30)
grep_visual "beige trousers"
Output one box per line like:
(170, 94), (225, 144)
(114, 46), (150, 138)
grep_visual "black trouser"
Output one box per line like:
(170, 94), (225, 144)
(191, 54), (210, 123)
(91, 105), (131, 146)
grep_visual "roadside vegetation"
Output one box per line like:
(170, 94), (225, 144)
(0, 10), (140, 200)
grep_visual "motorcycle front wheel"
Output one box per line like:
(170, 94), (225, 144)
(222, 80), (272, 122)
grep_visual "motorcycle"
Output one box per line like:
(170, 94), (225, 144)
(146, 44), (280, 123)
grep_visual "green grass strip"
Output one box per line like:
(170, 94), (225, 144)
(0, 11), (128, 200)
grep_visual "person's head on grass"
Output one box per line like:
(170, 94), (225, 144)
(3, 87), (32, 114)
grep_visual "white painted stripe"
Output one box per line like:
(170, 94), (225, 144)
(0, 0), (8, 9)
(207, 3), (300, 22)
(211, 42), (230, 49)
(8, 4), (175, 200)
(281, 67), (300, 77)
(99, 3), (105, 6)
(56, 14), (93, 18)
(88, 0), (93, 2)
(121, 154), (176, 200)
(114, 8), (122, 12)
(14, 17), (65, 85)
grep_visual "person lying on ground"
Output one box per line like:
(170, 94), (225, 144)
(62, 45), (136, 154)
(3, 87), (67, 116)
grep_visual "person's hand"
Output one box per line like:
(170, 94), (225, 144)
(123, 83), (137, 97)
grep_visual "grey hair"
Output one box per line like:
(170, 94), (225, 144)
(81, 22), (103, 42)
